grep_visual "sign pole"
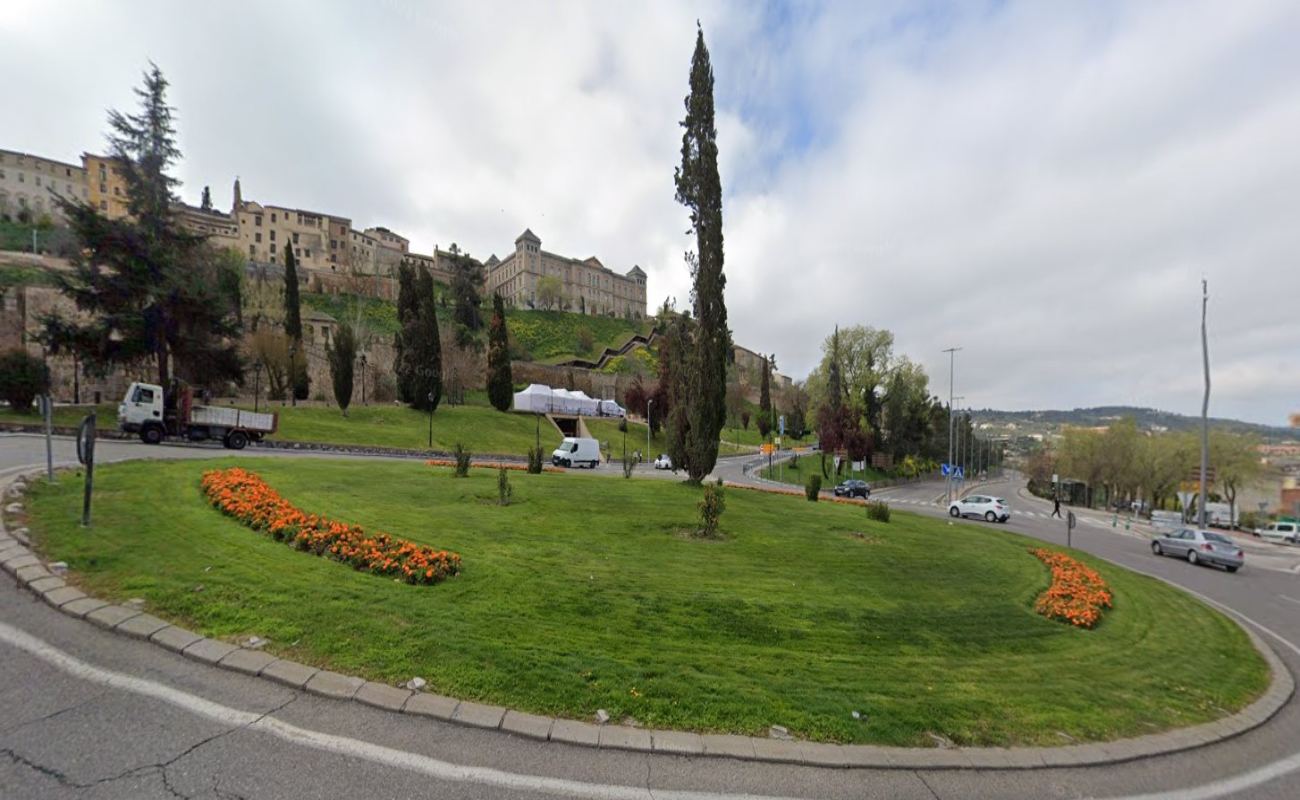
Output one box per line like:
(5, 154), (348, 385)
(1067, 510), (1076, 549)
(41, 394), (54, 480)
(77, 412), (96, 528)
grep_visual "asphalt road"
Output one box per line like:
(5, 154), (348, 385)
(3, 433), (1300, 799)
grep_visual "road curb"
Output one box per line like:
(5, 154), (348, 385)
(1, 466), (1293, 771)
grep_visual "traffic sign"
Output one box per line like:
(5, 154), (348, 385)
(941, 463), (951, 476)
(760, 443), (776, 455)
(954, 466), (964, 480)
(1177, 490), (1195, 511)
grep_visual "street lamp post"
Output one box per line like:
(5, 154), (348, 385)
(360, 353), (367, 406)
(646, 398), (654, 464)
(427, 392), (434, 449)
(288, 342), (298, 408)
(943, 347), (961, 500)
(253, 360), (264, 413)
(1198, 278), (1211, 530)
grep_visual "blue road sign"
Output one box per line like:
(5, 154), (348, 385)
(941, 463), (951, 476)
(954, 466), (965, 480)
(779, 415), (786, 436)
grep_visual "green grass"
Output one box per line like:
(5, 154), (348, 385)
(506, 309), (649, 363)
(0, 261), (58, 290)
(302, 292), (400, 338)
(584, 418), (756, 458)
(22, 458), (1268, 746)
(0, 403), (118, 429)
(761, 456), (890, 487)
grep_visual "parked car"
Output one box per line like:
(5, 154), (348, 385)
(550, 437), (601, 469)
(653, 453), (673, 470)
(1151, 528), (1243, 572)
(833, 479), (870, 499)
(1259, 521), (1299, 544)
(948, 495), (1011, 523)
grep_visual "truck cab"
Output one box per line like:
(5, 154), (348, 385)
(118, 382), (167, 440)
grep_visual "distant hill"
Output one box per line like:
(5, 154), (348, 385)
(972, 406), (1300, 442)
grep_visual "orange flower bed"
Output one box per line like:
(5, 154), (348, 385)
(1030, 548), (1112, 628)
(200, 468), (461, 585)
(425, 459), (562, 473)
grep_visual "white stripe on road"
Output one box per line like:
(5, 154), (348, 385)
(0, 621), (792, 800)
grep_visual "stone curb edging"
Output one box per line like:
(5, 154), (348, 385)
(1, 470), (1294, 771)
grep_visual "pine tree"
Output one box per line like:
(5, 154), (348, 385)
(393, 263), (417, 402)
(200, 185), (212, 211)
(283, 244), (309, 400)
(41, 63), (242, 390)
(486, 293), (513, 412)
(674, 27), (729, 483)
(404, 266), (442, 413)
(327, 321), (356, 416)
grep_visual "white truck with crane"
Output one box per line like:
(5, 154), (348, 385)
(117, 381), (277, 450)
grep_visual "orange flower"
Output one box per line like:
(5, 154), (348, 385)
(1028, 548), (1111, 628)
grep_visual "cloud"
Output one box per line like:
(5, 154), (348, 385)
(1, 0), (1296, 425)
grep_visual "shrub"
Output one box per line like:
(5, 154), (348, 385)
(790, 453), (799, 469)
(527, 445), (545, 474)
(697, 483), (726, 538)
(866, 501), (891, 523)
(575, 325), (595, 354)
(805, 474), (821, 502)
(0, 350), (50, 412)
(622, 453), (635, 479)
(453, 443), (472, 477)
(497, 467), (512, 506)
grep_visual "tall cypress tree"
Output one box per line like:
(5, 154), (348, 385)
(327, 321), (356, 416)
(41, 63), (242, 390)
(674, 26), (729, 484)
(758, 354), (772, 438)
(283, 244), (309, 400)
(405, 265), (442, 413)
(662, 312), (692, 471)
(393, 263), (417, 402)
(486, 292), (513, 412)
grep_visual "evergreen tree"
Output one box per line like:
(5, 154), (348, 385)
(662, 312), (692, 471)
(393, 263), (417, 402)
(283, 244), (309, 400)
(486, 293), (513, 411)
(758, 354), (772, 438)
(41, 63), (242, 390)
(448, 245), (483, 332)
(200, 185), (212, 211)
(827, 326), (843, 413)
(404, 266), (442, 413)
(674, 27), (729, 484)
(327, 321), (356, 416)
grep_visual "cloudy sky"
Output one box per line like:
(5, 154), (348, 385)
(4, 0), (1297, 425)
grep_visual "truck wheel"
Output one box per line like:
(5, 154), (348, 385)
(141, 425), (163, 445)
(225, 430), (249, 450)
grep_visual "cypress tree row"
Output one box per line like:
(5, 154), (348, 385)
(486, 293), (513, 412)
(403, 265), (442, 413)
(393, 263), (417, 403)
(673, 26), (729, 484)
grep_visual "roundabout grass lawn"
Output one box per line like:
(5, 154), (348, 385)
(23, 459), (1268, 747)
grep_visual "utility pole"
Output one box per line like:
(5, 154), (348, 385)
(1198, 278), (1210, 529)
(943, 347), (961, 499)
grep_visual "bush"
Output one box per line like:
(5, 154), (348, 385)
(866, 501), (891, 523)
(805, 474), (821, 502)
(0, 350), (50, 412)
(372, 372), (397, 403)
(497, 467), (512, 506)
(622, 453), (635, 479)
(697, 483), (726, 538)
(526, 445), (545, 474)
(453, 443), (472, 477)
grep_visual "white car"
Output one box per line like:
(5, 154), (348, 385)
(1259, 522), (1299, 544)
(949, 495), (1011, 523)
(653, 454), (673, 470)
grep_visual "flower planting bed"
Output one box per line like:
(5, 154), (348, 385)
(1030, 548), (1113, 628)
(201, 467), (461, 585)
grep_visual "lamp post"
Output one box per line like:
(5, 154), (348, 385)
(288, 341), (298, 408)
(253, 360), (264, 413)
(359, 353), (367, 406)
(427, 392), (434, 449)
(646, 398), (654, 464)
(943, 347), (961, 500)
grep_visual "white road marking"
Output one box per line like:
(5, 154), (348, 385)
(1279, 595), (1300, 607)
(0, 621), (792, 800)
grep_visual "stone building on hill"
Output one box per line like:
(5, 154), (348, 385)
(485, 228), (647, 319)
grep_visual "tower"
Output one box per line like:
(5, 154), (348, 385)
(231, 176), (242, 213)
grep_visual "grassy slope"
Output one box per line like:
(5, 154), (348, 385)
(24, 458), (1268, 746)
(505, 309), (649, 363)
(761, 457), (890, 487)
(584, 418), (755, 458)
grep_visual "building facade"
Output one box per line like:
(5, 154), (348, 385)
(0, 149), (90, 222)
(486, 229), (646, 319)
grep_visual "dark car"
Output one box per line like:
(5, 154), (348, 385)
(833, 479), (870, 499)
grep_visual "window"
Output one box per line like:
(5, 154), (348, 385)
(292, 232), (299, 244)
(34, 177), (40, 187)
(249, 244), (255, 256)
(99, 200), (107, 211)
(271, 213), (276, 223)
(270, 243), (277, 254)
(254, 232), (262, 243)
(99, 182), (107, 193)
(269, 230), (276, 241)
(305, 249), (311, 258)
(255, 215), (262, 226)
(132, 386), (155, 404)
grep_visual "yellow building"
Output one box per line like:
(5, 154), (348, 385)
(81, 153), (130, 220)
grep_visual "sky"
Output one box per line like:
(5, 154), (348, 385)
(3, 0), (1298, 426)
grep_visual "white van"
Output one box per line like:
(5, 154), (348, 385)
(551, 437), (600, 469)
(1259, 522), (1299, 544)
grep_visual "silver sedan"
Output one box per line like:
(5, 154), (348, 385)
(1151, 528), (1244, 573)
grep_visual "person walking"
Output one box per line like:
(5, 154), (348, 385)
(1051, 496), (1063, 519)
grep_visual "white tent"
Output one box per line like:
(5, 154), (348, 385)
(512, 384), (555, 414)
(567, 390), (600, 416)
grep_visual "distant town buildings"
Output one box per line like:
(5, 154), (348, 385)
(1, 144), (650, 320)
